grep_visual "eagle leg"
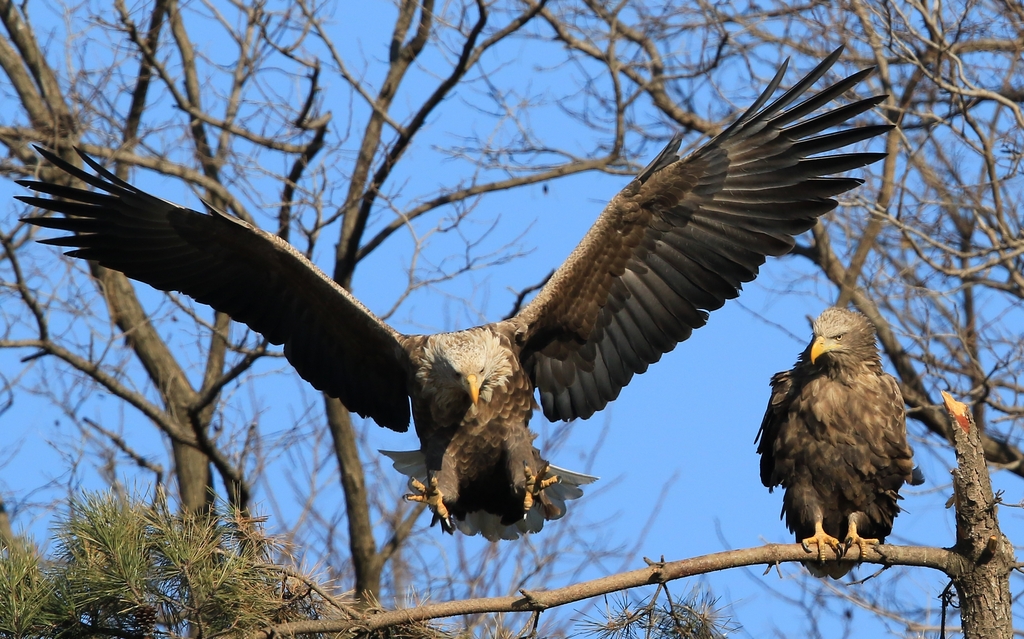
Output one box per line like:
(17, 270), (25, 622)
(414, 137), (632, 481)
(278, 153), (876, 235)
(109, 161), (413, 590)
(801, 521), (843, 563)
(522, 463), (560, 513)
(842, 517), (880, 560)
(405, 475), (453, 531)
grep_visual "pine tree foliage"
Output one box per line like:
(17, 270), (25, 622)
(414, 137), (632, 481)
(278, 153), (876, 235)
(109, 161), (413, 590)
(1, 492), (327, 638)
(0, 536), (58, 636)
(577, 588), (733, 639)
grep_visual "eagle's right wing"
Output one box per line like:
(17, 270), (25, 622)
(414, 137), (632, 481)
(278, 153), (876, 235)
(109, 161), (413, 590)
(755, 369), (795, 489)
(19, 147), (413, 432)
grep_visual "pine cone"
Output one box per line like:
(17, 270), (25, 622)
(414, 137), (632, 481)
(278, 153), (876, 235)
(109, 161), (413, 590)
(134, 604), (158, 637)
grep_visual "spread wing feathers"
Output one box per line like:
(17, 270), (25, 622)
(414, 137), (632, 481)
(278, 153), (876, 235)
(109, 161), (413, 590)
(18, 147), (413, 432)
(515, 47), (893, 422)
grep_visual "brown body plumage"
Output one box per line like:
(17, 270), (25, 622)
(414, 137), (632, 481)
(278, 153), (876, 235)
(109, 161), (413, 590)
(757, 307), (922, 578)
(407, 328), (542, 525)
(19, 49), (892, 539)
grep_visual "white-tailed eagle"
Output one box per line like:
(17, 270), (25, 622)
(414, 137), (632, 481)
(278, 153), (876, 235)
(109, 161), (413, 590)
(19, 49), (891, 540)
(757, 307), (923, 577)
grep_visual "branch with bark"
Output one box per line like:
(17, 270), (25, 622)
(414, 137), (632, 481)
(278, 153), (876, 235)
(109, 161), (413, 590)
(251, 543), (959, 638)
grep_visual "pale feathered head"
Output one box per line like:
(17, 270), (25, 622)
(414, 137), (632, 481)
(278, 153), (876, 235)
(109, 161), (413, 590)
(806, 307), (879, 370)
(418, 329), (514, 409)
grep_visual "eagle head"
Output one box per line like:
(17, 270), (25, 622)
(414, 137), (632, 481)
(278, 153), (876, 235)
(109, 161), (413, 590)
(807, 307), (878, 368)
(419, 329), (514, 411)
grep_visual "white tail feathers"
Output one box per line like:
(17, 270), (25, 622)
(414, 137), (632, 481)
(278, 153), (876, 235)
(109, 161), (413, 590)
(379, 449), (598, 542)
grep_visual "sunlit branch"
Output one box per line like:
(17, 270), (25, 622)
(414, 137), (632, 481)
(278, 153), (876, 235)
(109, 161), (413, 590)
(252, 542), (961, 638)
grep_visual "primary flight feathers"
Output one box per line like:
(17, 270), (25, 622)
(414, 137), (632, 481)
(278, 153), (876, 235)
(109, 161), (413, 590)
(19, 47), (892, 540)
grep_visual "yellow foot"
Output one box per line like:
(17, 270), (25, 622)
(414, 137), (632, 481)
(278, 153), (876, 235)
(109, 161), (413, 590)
(843, 521), (880, 560)
(801, 521), (843, 563)
(522, 464), (560, 512)
(405, 475), (450, 523)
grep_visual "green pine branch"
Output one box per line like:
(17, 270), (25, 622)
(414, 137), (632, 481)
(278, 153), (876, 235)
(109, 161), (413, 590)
(1, 492), (325, 638)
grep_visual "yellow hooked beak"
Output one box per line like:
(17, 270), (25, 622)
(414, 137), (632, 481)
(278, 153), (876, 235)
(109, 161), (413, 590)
(465, 373), (481, 404)
(810, 336), (832, 364)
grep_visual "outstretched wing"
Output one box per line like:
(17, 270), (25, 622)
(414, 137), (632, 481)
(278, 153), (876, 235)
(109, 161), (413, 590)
(514, 47), (892, 422)
(18, 147), (413, 432)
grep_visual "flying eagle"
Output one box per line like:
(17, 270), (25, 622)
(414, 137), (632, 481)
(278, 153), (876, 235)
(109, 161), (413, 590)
(18, 48), (891, 540)
(756, 307), (923, 578)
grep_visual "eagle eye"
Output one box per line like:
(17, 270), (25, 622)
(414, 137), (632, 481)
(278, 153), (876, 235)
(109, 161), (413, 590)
(834, 334), (844, 341)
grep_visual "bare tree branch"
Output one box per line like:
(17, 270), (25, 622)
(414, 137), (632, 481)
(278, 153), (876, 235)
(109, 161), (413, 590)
(252, 542), (962, 638)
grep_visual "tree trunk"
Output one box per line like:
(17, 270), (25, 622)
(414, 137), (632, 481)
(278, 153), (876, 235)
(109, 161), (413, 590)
(943, 391), (1013, 639)
(325, 397), (381, 601)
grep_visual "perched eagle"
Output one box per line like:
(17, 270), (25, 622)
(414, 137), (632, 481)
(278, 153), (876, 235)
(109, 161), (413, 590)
(18, 48), (891, 540)
(756, 307), (923, 578)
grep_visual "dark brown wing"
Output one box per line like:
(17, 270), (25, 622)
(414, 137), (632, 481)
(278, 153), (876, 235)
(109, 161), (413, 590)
(513, 47), (893, 422)
(18, 147), (412, 432)
(858, 371), (916, 493)
(756, 369), (795, 488)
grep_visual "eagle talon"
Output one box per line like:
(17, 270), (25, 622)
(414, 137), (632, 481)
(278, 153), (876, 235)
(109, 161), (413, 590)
(522, 465), (538, 512)
(405, 475), (450, 523)
(522, 464), (560, 513)
(801, 522), (843, 563)
(843, 521), (880, 560)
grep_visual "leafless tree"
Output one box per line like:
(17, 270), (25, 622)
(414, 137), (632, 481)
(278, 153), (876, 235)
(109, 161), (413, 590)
(1, 0), (1022, 637)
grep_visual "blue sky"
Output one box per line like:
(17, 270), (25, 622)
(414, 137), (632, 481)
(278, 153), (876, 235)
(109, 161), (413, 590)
(2, 1), (1021, 637)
